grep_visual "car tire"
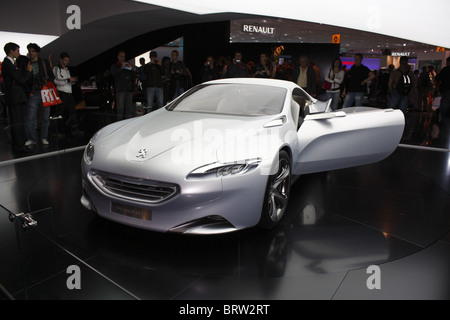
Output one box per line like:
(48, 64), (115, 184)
(259, 150), (291, 230)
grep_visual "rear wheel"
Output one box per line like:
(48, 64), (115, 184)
(259, 150), (291, 230)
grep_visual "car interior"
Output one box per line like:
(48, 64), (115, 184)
(292, 88), (312, 129)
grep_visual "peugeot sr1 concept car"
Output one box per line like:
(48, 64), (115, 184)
(81, 78), (405, 234)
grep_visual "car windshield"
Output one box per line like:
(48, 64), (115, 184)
(167, 83), (287, 116)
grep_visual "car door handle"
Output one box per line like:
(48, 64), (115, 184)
(304, 111), (346, 120)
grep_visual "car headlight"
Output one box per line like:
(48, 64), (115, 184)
(84, 142), (95, 164)
(187, 158), (262, 179)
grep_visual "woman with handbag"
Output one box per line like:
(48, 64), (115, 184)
(323, 58), (345, 111)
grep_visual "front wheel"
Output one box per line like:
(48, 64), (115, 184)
(259, 150), (291, 230)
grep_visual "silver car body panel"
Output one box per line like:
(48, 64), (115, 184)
(81, 78), (405, 234)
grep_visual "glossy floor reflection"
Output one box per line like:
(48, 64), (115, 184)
(0, 107), (116, 162)
(401, 109), (450, 150)
(0, 142), (449, 300)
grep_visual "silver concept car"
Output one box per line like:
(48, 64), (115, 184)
(81, 78), (405, 234)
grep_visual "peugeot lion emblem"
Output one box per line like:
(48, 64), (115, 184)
(136, 148), (149, 159)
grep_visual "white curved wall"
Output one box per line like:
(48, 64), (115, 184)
(135, 0), (450, 48)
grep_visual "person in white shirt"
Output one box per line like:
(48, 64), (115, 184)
(52, 52), (83, 138)
(324, 58), (345, 111)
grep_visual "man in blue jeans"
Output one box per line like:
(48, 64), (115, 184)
(110, 51), (136, 120)
(387, 56), (415, 113)
(144, 51), (163, 113)
(25, 43), (54, 147)
(342, 53), (374, 108)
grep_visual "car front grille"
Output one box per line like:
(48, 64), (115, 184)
(88, 170), (179, 204)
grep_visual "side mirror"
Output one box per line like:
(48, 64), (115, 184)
(264, 116), (287, 128)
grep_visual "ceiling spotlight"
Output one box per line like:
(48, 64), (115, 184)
(403, 43), (407, 46)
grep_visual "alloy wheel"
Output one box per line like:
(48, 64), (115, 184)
(267, 158), (291, 222)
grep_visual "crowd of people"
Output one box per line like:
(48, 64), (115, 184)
(0, 42), (83, 153)
(1, 42), (449, 153)
(203, 52), (449, 125)
(107, 48), (449, 145)
(130, 49), (449, 118)
(108, 49), (190, 119)
(113, 50), (325, 116)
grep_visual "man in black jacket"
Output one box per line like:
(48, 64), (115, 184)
(0, 62), (5, 119)
(170, 50), (189, 99)
(225, 52), (249, 79)
(144, 51), (164, 113)
(2, 42), (33, 152)
(24, 43), (54, 146)
(200, 55), (220, 83)
(110, 51), (136, 120)
(292, 56), (317, 96)
(342, 53), (374, 108)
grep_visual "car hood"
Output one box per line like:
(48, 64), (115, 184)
(95, 109), (272, 168)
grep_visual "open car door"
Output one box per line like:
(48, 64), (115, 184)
(293, 107), (405, 175)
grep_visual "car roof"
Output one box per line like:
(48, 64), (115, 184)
(203, 78), (298, 90)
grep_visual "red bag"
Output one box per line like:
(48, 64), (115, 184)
(322, 69), (332, 91)
(41, 82), (62, 107)
(322, 80), (332, 91)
